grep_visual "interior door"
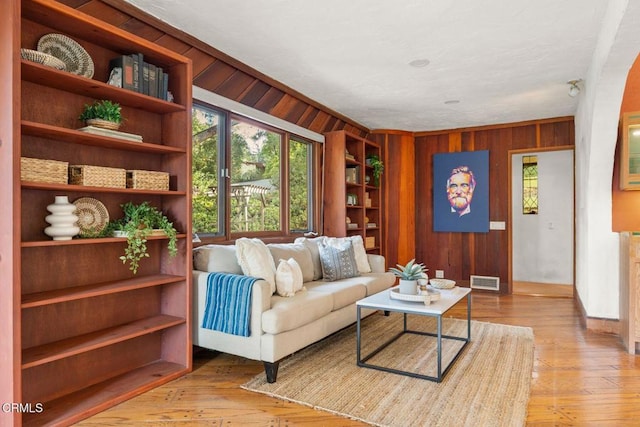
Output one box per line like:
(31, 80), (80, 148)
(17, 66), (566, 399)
(511, 149), (574, 293)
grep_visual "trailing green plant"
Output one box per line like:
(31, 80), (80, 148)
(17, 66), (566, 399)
(389, 259), (426, 281)
(79, 99), (123, 124)
(106, 201), (178, 274)
(366, 154), (384, 186)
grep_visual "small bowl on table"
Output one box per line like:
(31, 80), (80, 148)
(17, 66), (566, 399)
(429, 278), (456, 289)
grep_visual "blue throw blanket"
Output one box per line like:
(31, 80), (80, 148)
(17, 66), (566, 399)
(202, 272), (257, 337)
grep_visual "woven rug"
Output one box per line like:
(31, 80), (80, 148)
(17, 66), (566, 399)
(242, 313), (534, 426)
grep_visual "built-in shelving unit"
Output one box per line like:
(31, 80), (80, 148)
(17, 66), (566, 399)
(323, 130), (384, 254)
(5, 1), (193, 425)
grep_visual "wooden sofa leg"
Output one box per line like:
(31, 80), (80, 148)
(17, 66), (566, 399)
(264, 361), (280, 383)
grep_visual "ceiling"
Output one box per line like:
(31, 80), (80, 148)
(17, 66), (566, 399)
(125, 0), (608, 132)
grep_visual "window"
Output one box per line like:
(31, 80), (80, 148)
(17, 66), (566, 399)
(522, 155), (538, 214)
(192, 105), (225, 235)
(230, 118), (281, 232)
(192, 102), (315, 238)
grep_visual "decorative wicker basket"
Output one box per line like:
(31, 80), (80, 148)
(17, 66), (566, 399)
(68, 165), (126, 188)
(85, 118), (120, 130)
(126, 170), (170, 191)
(21, 157), (68, 184)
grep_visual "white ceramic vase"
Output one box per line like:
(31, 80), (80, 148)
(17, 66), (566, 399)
(399, 279), (418, 295)
(44, 195), (79, 241)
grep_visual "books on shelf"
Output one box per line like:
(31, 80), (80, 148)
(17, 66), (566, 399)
(77, 126), (143, 142)
(109, 53), (169, 100)
(347, 223), (359, 229)
(367, 223), (377, 228)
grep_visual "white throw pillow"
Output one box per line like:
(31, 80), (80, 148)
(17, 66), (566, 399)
(193, 244), (242, 274)
(268, 243), (314, 283)
(294, 236), (325, 280)
(324, 236), (371, 274)
(275, 258), (305, 297)
(235, 238), (276, 294)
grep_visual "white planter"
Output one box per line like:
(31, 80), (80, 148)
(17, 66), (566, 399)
(399, 279), (418, 295)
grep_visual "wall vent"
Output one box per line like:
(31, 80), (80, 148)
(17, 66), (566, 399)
(470, 275), (500, 291)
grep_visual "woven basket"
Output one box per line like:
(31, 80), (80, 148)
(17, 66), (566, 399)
(68, 165), (126, 188)
(85, 118), (120, 130)
(126, 170), (169, 191)
(365, 236), (375, 249)
(21, 157), (68, 184)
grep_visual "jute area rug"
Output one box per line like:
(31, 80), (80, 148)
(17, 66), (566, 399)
(242, 312), (534, 427)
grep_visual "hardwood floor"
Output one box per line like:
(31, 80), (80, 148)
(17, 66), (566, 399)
(76, 293), (640, 426)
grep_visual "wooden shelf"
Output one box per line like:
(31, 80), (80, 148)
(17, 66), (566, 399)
(21, 181), (186, 196)
(22, 314), (185, 369)
(22, 274), (184, 308)
(22, 121), (186, 154)
(22, 361), (187, 427)
(21, 234), (187, 247)
(21, 61), (185, 114)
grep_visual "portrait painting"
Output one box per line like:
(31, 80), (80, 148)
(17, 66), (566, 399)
(433, 150), (489, 233)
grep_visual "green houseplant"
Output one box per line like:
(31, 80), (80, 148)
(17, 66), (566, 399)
(366, 154), (384, 186)
(106, 201), (178, 274)
(389, 259), (426, 295)
(79, 99), (123, 129)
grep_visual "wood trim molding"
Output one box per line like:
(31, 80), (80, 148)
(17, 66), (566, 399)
(414, 116), (575, 137)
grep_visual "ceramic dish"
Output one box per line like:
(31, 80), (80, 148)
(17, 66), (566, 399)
(37, 33), (94, 78)
(72, 197), (109, 236)
(20, 48), (66, 71)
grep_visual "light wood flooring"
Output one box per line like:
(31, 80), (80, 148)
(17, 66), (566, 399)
(77, 293), (640, 426)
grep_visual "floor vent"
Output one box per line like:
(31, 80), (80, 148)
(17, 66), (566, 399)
(470, 275), (500, 291)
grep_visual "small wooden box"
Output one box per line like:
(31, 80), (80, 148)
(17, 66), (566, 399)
(68, 165), (126, 188)
(21, 157), (68, 184)
(365, 236), (375, 249)
(127, 170), (169, 191)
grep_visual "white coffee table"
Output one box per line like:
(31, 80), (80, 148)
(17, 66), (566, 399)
(356, 285), (471, 382)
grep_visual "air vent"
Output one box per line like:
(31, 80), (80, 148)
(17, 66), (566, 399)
(470, 275), (500, 291)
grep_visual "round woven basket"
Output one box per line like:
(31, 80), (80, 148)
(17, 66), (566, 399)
(86, 118), (120, 130)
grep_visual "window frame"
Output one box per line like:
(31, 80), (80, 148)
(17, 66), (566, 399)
(192, 100), (319, 243)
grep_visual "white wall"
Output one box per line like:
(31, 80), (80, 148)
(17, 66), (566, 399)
(512, 150), (574, 285)
(574, 0), (640, 319)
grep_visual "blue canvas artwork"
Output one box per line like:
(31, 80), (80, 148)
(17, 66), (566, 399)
(433, 150), (489, 233)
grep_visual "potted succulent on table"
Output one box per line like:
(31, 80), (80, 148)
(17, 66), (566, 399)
(79, 99), (123, 130)
(389, 259), (426, 295)
(106, 201), (178, 274)
(366, 154), (384, 186)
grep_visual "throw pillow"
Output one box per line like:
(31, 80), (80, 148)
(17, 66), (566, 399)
(267, 243), (314, 283)
(193, 244), (242, 274)
(324, 236), (371, 274)
(235, 238), (276, 294)
(275, 258), (305, 297)
(318, 239), (360, 281)
(294, 236), (325, 280)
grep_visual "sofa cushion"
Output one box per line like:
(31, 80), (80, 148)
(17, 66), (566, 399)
(235, 238), (276, 294)
(306, 280), (366, 311)
(294, 236), (324, 280)
(319, 239), (360, 281)
(262, 291), (333, 334)
(357, 272), (397, 296)
(268, 243), (314, 283)
(275, 258), (305, 297)
(193, 244), (242, 274)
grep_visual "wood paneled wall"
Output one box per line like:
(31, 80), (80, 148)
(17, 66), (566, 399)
(375, 117), (574, 292)
(61, 0), (369, 138)
(613, 53), (640, 231)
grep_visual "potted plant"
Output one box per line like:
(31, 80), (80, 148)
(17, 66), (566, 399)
(389, 259), (426, 295)
(366, 154), (384, 186)
(106, 201), (178, 274)
(79, 99), (123, 130)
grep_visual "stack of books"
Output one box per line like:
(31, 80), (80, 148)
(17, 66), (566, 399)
(78, 126), (143, 142)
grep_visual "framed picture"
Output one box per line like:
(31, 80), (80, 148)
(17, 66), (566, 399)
(433, 150), (489, 233)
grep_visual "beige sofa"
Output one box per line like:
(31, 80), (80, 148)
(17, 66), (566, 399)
(192, 237), (395, 382)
